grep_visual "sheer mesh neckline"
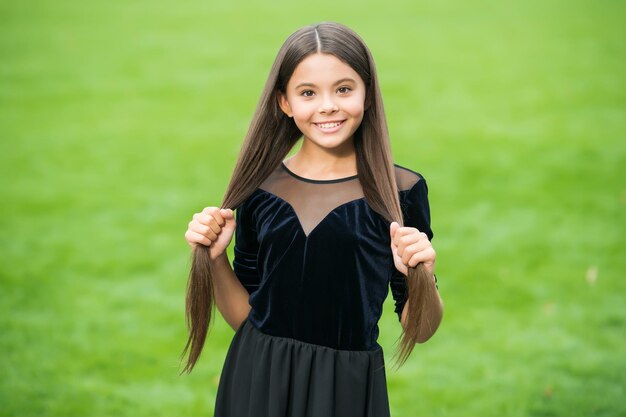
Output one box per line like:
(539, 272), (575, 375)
(280, 161), (359, 184)
(256, 162), (423, 237)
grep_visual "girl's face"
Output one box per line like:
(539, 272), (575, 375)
(278, 53), (367, 152)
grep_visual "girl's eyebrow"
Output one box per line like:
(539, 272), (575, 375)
(294, 78), (357, 89)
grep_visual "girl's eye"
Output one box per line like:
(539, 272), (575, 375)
(301, 90), (315, 97)
(337, 86), (352, 94)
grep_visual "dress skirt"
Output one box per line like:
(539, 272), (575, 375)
(214, 316), (391, 417)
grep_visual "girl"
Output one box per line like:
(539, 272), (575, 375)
(182, 22), (443, 417)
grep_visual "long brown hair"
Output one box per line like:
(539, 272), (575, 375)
(180, 21), (440, 374)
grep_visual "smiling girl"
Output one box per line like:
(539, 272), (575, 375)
(182, 22), (443, 417)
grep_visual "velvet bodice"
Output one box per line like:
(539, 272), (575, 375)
(232, 161), (434, 351)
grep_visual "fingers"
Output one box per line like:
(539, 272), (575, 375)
(392, 227), (428, 252)
(200, 207), (225, 234)
(189, 217), (218, 240)
(185, 230), (212, 248)
(407, 247), (436, 268)
(400, 239), (431, 264)
(389, 221), (400, 239)
(221, 208), (234, 219)
(185, 206), (233, 247)
(391, 225), (423, 244)
(390, 223), (436, 268)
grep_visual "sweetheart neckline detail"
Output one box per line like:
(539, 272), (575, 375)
(252, 185), (415, 239)
(254, 188), (367, 238)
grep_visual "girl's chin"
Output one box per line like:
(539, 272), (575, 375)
(303, 135), (355, 149)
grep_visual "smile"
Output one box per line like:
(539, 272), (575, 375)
(314, 120), (346, 131)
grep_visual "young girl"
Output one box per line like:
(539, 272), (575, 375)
(182, 22), (443, 417)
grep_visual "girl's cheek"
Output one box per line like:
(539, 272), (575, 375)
(344, 104), (365, 119)
(292, 105), (317, 120)
(344, 96), (367, 113)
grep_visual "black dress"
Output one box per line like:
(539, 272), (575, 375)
(214, 161), (435, 417)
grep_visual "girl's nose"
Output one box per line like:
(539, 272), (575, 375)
(319, 95), (339, 113)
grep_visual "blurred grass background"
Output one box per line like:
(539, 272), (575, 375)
(1, 0), (624, 416)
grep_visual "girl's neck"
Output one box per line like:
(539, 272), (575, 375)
(284, 150), (357, 181)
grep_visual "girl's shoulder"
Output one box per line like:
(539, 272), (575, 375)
(393, 163), (426, 192)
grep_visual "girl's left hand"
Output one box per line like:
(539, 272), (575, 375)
(390, 221), (436, 276)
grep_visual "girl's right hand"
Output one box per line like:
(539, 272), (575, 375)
(185, 207), (236, 260)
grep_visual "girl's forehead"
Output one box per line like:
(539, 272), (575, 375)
(287, 53), (364, 86)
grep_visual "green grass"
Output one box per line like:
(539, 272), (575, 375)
(1, 0), (624, 416)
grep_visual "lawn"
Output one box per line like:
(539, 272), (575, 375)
(1, 0), (624, 416)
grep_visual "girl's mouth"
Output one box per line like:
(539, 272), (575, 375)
(314, 120), (346, 132)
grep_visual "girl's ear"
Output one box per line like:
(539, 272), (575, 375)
(277, 92), (293, 118)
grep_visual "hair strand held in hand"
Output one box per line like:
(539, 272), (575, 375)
(391, 263), (441, 370)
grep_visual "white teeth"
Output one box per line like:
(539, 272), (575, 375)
(317, 121), (342, 129)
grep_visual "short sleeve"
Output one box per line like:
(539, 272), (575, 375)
(389, 176), (438, 321)
(232, 197), (261, 295)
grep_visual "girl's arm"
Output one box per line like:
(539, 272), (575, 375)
(208, 252), (252, 331)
